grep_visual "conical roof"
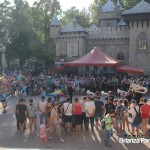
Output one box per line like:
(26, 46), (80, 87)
(117, 0), (123, 11)
(50, 15), (61, 26)
(60, 18), (86, 33)
(123, 0), (150, 15)
(101, 0), (115, 12)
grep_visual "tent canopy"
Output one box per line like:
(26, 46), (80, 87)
(64, 47), (118, 66)
(116, 65), (144, 74)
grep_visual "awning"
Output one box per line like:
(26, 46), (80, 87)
(51, 67), (64, 71)
(116, 65), (144, 74)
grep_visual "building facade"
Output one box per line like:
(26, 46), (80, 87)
(50, 0), (150, 74)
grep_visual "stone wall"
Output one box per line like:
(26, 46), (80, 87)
(129, 20), (150, 74)
(87, 26), (129, 40)
(87, 39), (129, 64)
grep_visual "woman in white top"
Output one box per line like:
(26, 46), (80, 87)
(61, 97), (73, 134)
(128, 100), (140, 136)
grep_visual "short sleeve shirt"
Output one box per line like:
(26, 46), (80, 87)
(105, 115), (112, 130)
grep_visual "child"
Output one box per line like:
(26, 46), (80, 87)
(38, 124), (50, 147)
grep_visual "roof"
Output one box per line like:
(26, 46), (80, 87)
(117, 19), (127, 26)
(64, 47), (118, 67)
(116, 65), (144, 74)
(50, 15), (61, 26)
(60, 18), (86, 33)
(117, 0), (123, 11)
(101, 0), (115, 12)
(122, 0), (150, 15)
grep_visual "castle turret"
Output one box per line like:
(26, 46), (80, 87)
(50, 15), (61, 38)
(99, 0), (121, 27)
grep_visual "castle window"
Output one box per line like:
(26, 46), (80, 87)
(117, 52), (124, 60)
(137, 32), (148, 51)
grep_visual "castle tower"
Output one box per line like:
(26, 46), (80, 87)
(98, 0), (121, 27)
(50, 15), (61, 38)
(122, 0), (150, 73)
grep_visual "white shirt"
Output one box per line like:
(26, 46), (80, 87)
(64, 102), (72, 116)
(79, 100), (86, 113)
(128, 105), (140, 122)
(85, 101), (95, 117)
(38, 101), (47, 114)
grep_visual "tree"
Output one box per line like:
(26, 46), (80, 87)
(61, 7), (91, 28)
(122, 0), (150, 10)
(6, 0), (35, 65)
(31, 0), (61, 67)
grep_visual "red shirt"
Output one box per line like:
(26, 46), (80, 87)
(141, 104), (150, 118)
(74, 104), (82, 115)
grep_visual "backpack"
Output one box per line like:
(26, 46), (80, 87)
(101, 118), (106, 130)
(133, 107), (142, 124)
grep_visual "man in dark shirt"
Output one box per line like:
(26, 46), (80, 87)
(94, 96), (104, 129)
(16, 98), (27, 132)
(104, 97), (116, 115)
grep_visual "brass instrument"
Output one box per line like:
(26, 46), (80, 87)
(130, 83), (147, 94)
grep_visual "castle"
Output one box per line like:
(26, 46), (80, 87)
(50, 0), (150, 74)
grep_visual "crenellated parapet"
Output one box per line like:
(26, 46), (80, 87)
(86, 25), (129, 40)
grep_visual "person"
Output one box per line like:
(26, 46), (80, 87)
(1, 90), (7, 113)
(85, 97), (95, 131)
(104, 110), (116, 147)
(140, 99), (150, 137)
(73, 98), (82, 134)
(50, 102), (64, 143)
(79, 96), (86, 129)
(123, 99), (129, 131)
(67, 83), (74, 103)
(60, 97), (73, 134)
(38, 124), (50, 147)
(104, 97), (116, 115)
(37, 96), (47, 125)
(128, 100), (140, 136)
(46, 97), (52, 128)
(115, 99), (126, 134)
(125, 90), (133, 105)
(16, 98), (27, 133)
(94, 95), (104, 130)
(15, 100), (21, 130)
(27, 99), (37, 132)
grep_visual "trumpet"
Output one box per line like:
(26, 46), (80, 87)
(130, 84), (147, 94)
(117, 89), (127, 96)
(101, 91), (107, 96)
(86, 90), (94, 96)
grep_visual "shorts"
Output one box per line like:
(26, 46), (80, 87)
(64, 115), (72, 123)
(95, 113), (103, 122)
(75, 114), (82, 125)
(142, 118), (149, 125)
(131, 122), (140, 127)
(1, 99), (6, 102)
(18, 116), (26, 123)
(39, 114), (46, 122)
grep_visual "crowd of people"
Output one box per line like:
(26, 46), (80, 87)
(0, 71), (150, 147)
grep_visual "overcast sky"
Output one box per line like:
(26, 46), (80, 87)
(0, 0), (94, 11)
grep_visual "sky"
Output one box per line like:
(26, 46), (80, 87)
(0, 0), (94, 11)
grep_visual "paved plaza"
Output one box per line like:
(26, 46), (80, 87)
(0, 96), (150, 150)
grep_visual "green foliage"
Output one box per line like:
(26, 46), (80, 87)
(61, 7), (91, 28)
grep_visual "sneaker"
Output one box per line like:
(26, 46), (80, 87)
(60, 139), (64, 143)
